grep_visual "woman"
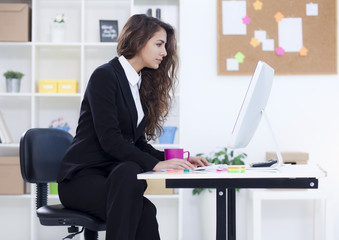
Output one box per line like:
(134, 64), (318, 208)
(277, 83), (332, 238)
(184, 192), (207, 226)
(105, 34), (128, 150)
(57, 14), (209, 240)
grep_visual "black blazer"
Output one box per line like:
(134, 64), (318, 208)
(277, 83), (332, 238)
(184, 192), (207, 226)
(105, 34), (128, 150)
(57, 57), (164, 182)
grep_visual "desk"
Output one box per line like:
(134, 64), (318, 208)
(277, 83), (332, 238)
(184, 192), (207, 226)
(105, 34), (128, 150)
(137, 164), (326, 240)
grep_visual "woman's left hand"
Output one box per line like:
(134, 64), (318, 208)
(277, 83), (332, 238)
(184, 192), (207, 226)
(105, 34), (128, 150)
(187, 156), (210, 168)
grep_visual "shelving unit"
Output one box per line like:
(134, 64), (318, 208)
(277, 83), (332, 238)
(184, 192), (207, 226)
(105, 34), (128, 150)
(247, 189), (327, 240)
(0, 0), (182, 239)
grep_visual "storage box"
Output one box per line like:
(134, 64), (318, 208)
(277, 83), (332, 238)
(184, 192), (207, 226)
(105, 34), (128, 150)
(266, 152), (309, 165)
(58, 79), (78, 93)
(39, 79), (58, 93)
(0, 4), (31, 42)
(144, 179), (174, 195)
(0, 156), (25, 194)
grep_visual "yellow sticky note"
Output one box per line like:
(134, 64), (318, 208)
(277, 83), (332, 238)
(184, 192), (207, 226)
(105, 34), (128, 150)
(299, 46), (308, 56)
(253, 0), (263, 10)
(228, 166), (246, 173)
(274, 12), (284, 22)
(250, 38), (260, 48)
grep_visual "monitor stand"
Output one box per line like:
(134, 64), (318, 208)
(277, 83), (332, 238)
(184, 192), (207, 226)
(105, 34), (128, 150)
(261, 109), (284, 168)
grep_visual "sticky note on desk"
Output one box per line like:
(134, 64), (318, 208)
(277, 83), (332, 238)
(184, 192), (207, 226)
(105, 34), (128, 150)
(228, 166), (246, 173)
(166, 169), (184, 173)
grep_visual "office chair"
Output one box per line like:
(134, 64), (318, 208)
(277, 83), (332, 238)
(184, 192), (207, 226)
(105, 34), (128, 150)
(20, 128), (106, 240)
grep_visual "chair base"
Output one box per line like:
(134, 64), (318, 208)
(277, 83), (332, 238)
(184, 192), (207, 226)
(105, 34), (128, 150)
(37, 204), (106, 231)
(85, 229), (99, 240)
(62, 227), (99, 240)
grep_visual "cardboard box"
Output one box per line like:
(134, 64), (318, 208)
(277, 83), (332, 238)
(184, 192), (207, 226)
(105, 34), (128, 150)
(0, 156), (25, 194)
(0, 4), (31, 42)
(266, 152), (309, 165)
(58, 79), (78, 93)
(144, 179), (174, 195)
(39, 79), (58, 93)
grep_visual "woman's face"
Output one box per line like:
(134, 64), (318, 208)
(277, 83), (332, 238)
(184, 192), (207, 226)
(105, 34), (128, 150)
(139, 28), (168, 69)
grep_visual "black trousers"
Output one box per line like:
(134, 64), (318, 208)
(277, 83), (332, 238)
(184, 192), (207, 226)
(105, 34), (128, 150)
(58, 161), (161, 240)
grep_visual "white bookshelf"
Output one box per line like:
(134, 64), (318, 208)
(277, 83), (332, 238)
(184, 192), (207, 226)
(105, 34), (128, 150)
(0, 0), (182, 239)
(247, 189), (327, 240)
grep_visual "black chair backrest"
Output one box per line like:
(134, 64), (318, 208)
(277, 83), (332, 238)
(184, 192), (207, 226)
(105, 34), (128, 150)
(20, 128), (73, 184)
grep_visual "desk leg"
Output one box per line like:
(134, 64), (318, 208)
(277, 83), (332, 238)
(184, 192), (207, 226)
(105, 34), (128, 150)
(227, 188), (236, 240)
(216, 188), (226, 240)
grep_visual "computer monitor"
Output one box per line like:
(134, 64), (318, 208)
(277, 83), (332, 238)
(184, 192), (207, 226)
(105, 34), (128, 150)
(227, 61), (283, 167)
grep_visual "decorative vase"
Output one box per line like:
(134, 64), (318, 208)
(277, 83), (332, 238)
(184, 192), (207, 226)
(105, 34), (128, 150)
(158, 126), (177, 144)
(6, 78), (21, 93)
(50, 22), (66, 42)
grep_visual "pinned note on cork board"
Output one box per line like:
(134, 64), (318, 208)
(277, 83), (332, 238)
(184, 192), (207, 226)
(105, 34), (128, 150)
(217, 0), (337, 75)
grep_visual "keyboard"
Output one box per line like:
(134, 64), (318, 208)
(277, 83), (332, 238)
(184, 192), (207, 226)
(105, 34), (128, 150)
(250, 159), (278, 168)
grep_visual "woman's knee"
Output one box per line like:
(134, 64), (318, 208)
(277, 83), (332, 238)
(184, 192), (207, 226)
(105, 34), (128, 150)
(109, 161), (143, 179)
(106, 161), (146, 194)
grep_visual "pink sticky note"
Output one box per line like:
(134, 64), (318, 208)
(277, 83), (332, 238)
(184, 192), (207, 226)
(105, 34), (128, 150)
(275, 47), (285, 56)
(242, 15), (251, 25)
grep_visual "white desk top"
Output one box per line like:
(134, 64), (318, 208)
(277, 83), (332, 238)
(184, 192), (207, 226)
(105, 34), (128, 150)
(137, 164), (326, 180)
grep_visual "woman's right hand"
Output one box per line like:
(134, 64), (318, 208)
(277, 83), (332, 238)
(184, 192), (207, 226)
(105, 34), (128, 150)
(153, 159), (195, 172)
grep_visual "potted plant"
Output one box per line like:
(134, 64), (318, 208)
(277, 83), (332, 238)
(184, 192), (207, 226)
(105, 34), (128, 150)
(192, 147), (247, 240)
(3, 70), (24, 93)
(51, 13), (67, 42)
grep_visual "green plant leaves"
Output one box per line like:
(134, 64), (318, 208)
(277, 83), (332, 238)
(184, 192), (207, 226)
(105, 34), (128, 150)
(192, 147), (247, 195)
(196, 148), (246, 166)
(3, 71), (24, 80)
(192, 188), (205, 195)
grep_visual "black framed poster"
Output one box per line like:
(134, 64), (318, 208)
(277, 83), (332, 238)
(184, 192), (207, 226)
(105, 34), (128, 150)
(99, 20), (119, 42)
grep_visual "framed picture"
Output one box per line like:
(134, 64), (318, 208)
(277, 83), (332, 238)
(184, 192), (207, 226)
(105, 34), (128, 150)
(99, 20), (119, 42)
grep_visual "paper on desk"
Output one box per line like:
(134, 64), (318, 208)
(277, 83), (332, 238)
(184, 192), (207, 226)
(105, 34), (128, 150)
(194, 164), (228, 172)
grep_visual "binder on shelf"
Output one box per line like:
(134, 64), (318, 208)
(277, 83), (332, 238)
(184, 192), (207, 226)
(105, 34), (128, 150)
(39, 79), (58, 93)
(0, 112), (12, 143)
(39, 79), (78, 93)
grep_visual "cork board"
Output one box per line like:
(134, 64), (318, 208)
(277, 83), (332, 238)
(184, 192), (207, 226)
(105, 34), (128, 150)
(217, 0), (337, 75)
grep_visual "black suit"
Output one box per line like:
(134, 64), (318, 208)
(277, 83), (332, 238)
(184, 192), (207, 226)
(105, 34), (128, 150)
(57, 57), (163, 240)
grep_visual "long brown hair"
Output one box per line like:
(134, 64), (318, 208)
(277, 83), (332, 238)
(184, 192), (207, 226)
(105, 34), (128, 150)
(117, 14), (178, 141)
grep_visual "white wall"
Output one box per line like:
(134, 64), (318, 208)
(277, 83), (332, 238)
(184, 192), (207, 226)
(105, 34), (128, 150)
(179, 0), (339, 239)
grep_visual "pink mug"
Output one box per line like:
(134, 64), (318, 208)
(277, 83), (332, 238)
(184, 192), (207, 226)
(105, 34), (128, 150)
(164, 148), (190, 161)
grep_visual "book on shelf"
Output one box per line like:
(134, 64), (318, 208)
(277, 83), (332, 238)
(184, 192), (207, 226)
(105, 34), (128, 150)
(0, 112), (12, 144)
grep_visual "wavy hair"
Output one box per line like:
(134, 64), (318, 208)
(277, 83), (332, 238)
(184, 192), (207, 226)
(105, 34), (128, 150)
(117, 14), (178, 141)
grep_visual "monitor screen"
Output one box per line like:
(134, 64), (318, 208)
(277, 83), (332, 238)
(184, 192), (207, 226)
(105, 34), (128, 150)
(228, 61), (275, 149)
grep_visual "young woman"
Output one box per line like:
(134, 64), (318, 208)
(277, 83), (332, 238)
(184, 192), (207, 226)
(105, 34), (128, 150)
(57, 14), (209, 240)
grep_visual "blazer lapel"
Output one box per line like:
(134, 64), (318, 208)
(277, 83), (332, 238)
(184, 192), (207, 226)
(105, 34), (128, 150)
(110, 58), (138, 136)
(136, 115), (146, 138)
(135, 96), (149, 139)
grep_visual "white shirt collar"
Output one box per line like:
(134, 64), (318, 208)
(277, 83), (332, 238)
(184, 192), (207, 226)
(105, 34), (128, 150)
(118, 55), (141, 88)
(118, 55), (144, 127)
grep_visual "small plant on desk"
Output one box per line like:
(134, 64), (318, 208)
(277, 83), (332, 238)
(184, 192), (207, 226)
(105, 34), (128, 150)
(192, 147), (247, 195)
